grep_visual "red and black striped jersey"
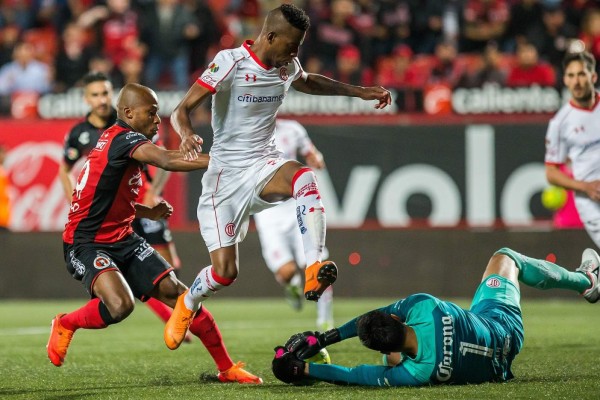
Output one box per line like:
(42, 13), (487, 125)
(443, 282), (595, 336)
(63, 120), (151, 244)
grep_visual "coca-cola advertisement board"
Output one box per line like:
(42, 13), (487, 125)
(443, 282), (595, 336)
(1, 119), (74, 231)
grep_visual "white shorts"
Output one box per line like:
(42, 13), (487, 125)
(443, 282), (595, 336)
(197, 157), (288, 252)
(254, 198), (329, 273)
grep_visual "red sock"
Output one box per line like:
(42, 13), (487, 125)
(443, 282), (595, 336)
(189, 306), (233, 372)
(60, 298), (108, 331)
(145, 298), (172, 323)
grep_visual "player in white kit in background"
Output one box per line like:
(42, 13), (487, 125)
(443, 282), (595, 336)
(545, 50), (600, 248)
(253, 119), (333, 330)
(164, 3), (392, 350)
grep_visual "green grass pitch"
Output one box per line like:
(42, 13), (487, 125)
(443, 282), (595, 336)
(0, 298), (599, 399)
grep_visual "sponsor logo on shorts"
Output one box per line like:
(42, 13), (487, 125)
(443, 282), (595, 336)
(486, 277), (501, 288)
(94, 254), (112, 270)
(69, 250), (86, 275)
(279, 67), (288, 81)
(225, 222), (235, 237)
(134, 241), (154, 261)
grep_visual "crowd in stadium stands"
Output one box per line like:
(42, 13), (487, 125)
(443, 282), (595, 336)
(0, 0), (599, 115)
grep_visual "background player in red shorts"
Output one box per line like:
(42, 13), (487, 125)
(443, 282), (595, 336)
(48, 83), (262, 384)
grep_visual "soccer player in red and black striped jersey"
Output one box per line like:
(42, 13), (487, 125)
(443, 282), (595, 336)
(58, 72), (192, 338)
(47, 83), (263, 384)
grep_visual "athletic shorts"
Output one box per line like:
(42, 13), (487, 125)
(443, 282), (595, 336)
(469, 274), (525, 375)
(63, 233), (174, 301)
(198, 157), (288, 252)
(131, 217), (172, 248)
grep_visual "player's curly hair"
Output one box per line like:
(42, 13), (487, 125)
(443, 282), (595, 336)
(357, 311), (406, 354)
(280, 3), (310, 32)
(563, 51), (596, 73)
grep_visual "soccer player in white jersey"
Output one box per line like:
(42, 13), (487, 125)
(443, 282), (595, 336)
(545, 50), (600, 248)
(253, 119), (333, 330)
(164, 3), (392, 350)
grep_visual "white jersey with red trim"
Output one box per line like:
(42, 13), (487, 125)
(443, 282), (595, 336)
(545, 94), (600, 182)
(197, 40), (304, 168)
(545, 94), (600, 244)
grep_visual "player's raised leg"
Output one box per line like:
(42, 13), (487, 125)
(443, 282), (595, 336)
(290, 166), (337, 301)
(489, 247), (598, 301)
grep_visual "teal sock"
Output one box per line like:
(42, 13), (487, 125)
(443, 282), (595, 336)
(495, 248), (591, 293)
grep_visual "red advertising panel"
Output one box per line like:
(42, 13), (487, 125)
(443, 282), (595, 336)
(0, 119), (187, 231)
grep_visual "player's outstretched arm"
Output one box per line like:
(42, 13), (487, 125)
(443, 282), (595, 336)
(171, 82), (212, 160)
(292, 73), (392, 109)
(132, 142), (209, 171)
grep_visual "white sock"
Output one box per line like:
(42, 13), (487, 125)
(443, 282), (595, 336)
(293, 168), (326, 266)
(316, 286), (333, 330)
(184, 265), (233, 310)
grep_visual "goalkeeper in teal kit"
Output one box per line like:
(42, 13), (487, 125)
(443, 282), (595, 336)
(272, 247), (600, 386)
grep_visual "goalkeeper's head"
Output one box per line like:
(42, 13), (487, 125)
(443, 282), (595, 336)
(357, 311), (406, 354)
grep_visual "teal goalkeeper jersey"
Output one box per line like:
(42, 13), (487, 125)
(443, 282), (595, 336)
(309, 293), (519, 386)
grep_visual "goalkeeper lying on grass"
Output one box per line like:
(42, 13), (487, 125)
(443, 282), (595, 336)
(272, 247), (600, 386)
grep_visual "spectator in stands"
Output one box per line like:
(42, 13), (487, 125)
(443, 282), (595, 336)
(461, 0), (510, 53)
(139, 0), (200, 91)
(184, 0), (221, 76)
(505, 0), (544, 51)
(307, 0), (358, 72)
(428, 40), (464, 88)
(331, 45), (373, 87)
(78, 0), (144, 83)
(506, 42), (556, 87)
(580, 7), (600, 74)
(376, 44), (421, 89)
(54, 22), (94, 92)
(0, 25), (19, 67)
(0, 0), (35, 30)
(0, 41), (51, 96)
(457, 40), (507, 88)
(0, 144), (10, 231)
(370, 0), (411, 58)
(527, 3), (578, 77)
(410, 0), (444, 54)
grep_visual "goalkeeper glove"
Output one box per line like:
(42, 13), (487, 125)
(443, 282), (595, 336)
(272, 346), (306, 384)
(285, 329), (341, 359)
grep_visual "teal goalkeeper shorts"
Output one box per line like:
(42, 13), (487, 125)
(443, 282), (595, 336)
(470, 274), (525, 359)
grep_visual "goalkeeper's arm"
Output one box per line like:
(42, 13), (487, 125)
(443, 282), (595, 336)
(307, 363), (422, 386)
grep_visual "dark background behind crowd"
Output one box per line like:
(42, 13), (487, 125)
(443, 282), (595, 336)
(0, 0), (599, 114)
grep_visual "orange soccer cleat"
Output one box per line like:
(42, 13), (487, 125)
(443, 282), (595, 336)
(304, 260), (338, 301)
(46, 313), (74, 367)
(164, 290), (195, 350)
(217, 361), (263, 384)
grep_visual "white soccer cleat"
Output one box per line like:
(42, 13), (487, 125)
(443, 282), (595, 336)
(577, 248), (600, 303)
